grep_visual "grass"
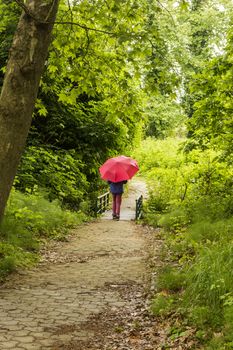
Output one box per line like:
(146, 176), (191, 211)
(135, 136), (233, 348)
(157, 265), (186, 292)
(149, 217), (233, 346)
(0, 189), (89, 281)
(150, 293), (175, 316)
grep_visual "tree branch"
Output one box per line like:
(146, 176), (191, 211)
(45, 0), (57, 23)
(14, 0), (116, 35)
(14, 0), (33, 18)
(54, 21), (116, 35)
(156, 0), (176, 27)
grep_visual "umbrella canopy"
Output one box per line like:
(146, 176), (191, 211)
(99, 155), (139, 182)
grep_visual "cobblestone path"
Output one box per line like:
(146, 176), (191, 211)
(0, 180), (148, 350)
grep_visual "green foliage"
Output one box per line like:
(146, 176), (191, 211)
(30, 92), (133, 171)
(188, 305), (216, 328)
(136, 135), (233, 347)
(183, 15), (233, 160)
(205, 337), (231, 350)
(33, 0), (150, 159)
(185, 195), (233, 223)
(16, 146), (89, 210)
(0, 254), (15, 278)
(0, 189), (88, 280)
(151, 293), (175, 316)
(187, 218), (233, 243)
(133, 137), (184, 174)
(157, 265), (186, 292)
(5, 189), (86, 239)
(183, 242), (233, 323)
(224, 305), (233, 341)
(0, 242), (37, 281)
(0, 0), (20, 85)
(144, 96), (187, 139)
(141, 204), (161, 227)
(158, 207), (190, 232)
(135, 138), (232, 223)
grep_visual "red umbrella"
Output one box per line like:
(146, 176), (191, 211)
(99, 155), (139, 182)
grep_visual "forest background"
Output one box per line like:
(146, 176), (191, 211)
(0, 0), (233, 348)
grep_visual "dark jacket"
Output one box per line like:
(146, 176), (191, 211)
(108, 180), (127, 194)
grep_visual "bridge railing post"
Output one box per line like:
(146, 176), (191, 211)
(135, 195), (143, 220)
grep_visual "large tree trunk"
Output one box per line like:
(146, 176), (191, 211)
(0, 0), (59, 219)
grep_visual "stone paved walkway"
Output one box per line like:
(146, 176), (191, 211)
(0, 179), (148, 350)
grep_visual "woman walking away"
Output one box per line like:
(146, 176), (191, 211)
(108, 180), (127, 220)
(99, 155), (139, 219)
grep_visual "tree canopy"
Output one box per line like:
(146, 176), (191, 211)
(0, 0), (232, 213)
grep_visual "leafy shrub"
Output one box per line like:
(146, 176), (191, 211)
(1, 218), (40, 251)
(158, 207), (190, 231)
(147, 194), (168, 213)
(185, 195), (233, 223)
(141, 203), (161, 226)
(166, 232), (196, 262)
(132, 137), (184, 175)
(144, 96), (186, 139)
(188, 221), (220, 243)
(16, 146), (89, 210)
(136, 139), (232, 223)
(5, 189), (87, 239)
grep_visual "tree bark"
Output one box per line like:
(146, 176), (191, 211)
(0, 0), (59, 220)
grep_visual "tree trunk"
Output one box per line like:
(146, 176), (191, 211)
(0, 0), (59, 220)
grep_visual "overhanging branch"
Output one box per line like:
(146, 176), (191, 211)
(14, 0), (116, 35)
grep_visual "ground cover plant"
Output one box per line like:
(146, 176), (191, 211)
(134, 137), (233, 348)
(0, 189), (88, 281)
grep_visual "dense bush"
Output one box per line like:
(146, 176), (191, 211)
(15, 146), (89, 210)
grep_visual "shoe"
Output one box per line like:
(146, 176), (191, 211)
(115, 215), (120, 221)
(112, 214), (117, 220)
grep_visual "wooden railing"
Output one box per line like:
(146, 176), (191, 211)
(96, 191), (110, 215)
(135, 195), (143, 220)
(96, 192), (143, 220)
